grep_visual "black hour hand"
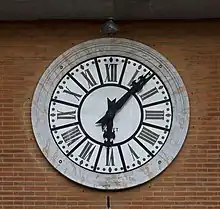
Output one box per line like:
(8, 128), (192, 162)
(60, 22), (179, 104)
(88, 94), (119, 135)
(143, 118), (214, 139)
(96, 98), (116, 125)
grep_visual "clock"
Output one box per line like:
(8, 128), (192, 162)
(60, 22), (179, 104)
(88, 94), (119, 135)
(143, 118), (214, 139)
(32, 38), (189, 190)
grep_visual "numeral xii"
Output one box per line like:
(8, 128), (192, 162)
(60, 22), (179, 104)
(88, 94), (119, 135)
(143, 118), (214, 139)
(105, 63), (118, 82)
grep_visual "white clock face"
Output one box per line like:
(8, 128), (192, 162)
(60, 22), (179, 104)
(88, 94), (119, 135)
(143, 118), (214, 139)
(49, 56), (173, 174)
(32, 38), (189, 190)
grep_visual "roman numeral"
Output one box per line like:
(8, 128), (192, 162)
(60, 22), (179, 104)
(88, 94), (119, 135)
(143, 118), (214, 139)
(63, 87), (82, 101)
(61, 126), (82, 147)
(57, 110), (76, 120)
(127, 70), (139, 86)
(105, 63), (118, 82)
(128, 144), (139, 161)
(81, 69), (97, 88)
(79, 141), (96, 162)
(138, 127), (159, 146)
(106, 147), (115, 166)
(118, 146), (127, 172)
(140, 87), (158, 101)
(145, 110), (164, 120)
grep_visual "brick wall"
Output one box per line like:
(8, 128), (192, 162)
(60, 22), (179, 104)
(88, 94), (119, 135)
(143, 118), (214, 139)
(0, 20), (220, 209)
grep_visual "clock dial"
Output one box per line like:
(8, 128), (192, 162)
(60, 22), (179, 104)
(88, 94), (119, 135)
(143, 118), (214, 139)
(32, 38), (189, 190)
(48, 55), (172, 174)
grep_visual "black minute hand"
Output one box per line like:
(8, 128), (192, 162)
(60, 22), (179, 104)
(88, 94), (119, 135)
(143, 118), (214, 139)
(96, 72), (154, 125)
(113, 72), (153, 112)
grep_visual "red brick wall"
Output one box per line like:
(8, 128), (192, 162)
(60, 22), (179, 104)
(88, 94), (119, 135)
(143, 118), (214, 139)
(0, 20), (220, 209)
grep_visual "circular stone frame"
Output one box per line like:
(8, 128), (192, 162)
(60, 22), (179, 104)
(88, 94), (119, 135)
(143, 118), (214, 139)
(31, 38), (190, 190)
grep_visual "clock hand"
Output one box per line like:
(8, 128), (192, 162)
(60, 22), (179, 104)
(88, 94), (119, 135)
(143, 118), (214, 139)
(96, 98), (116, 126)
(96, 72), (153, 125)
(113, 72), (152, 112)
(103, 118), (115, 146)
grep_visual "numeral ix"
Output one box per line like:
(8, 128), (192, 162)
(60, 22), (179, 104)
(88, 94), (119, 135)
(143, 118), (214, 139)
(57, 110), (76, 120)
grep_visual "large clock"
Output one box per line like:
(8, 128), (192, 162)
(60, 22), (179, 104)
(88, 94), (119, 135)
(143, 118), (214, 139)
(32, 38), (189, 190)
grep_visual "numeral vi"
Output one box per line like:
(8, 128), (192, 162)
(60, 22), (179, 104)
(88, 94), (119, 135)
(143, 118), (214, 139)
(106, 147), (115, 166)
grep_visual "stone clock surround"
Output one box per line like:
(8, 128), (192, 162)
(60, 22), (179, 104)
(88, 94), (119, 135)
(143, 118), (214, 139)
(31, 38), (190, 190)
